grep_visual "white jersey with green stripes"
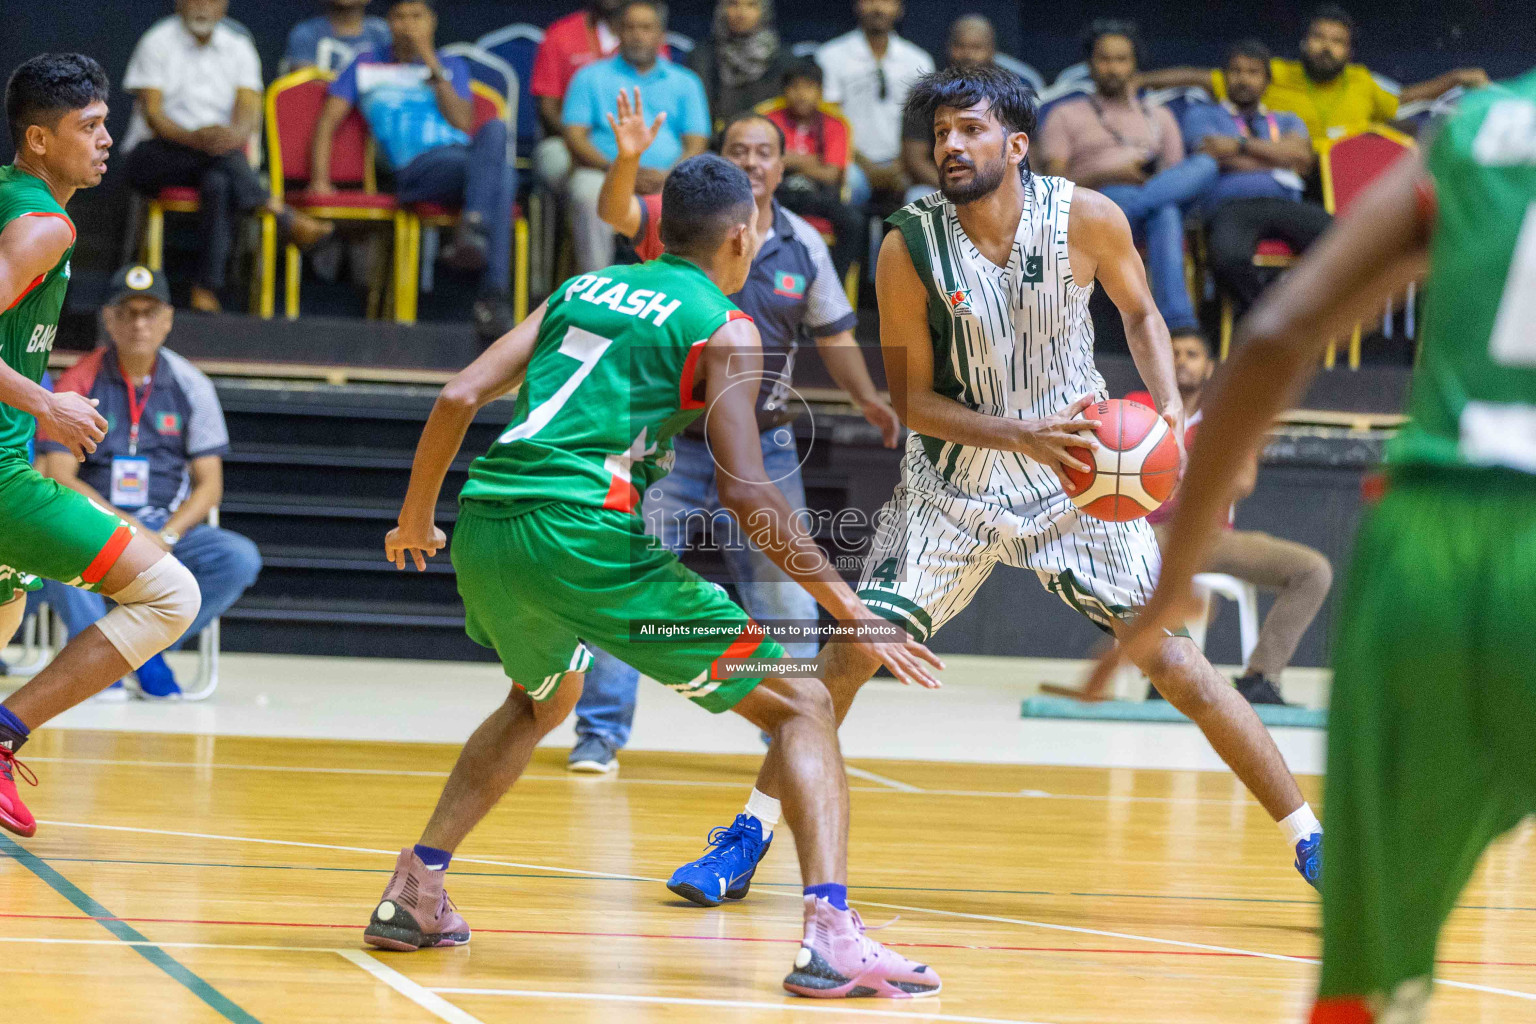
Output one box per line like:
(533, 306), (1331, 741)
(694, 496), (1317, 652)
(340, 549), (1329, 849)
(858, 176), (1160, 640)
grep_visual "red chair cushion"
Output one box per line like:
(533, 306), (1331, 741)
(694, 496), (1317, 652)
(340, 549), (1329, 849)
(1255, 239), (1296, 258)
(287, 190), (398, 210)
(802, 214), (834, 236)
(410, 201), (459, 218)
(156, 187), (200, 204)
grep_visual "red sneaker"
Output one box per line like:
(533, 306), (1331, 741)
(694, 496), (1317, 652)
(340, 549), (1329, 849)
(0, 745), (38, 838)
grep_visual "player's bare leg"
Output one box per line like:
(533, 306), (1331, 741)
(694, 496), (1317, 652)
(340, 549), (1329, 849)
(0, 595), (25, 654)
(751, 641), (881, 803)
(732, 674), (939, 998)
(365, 673), (583, 951)
(1, 534), (179, 725)
(1132, 633), (1305, 820)
(0, 533), (200, 838)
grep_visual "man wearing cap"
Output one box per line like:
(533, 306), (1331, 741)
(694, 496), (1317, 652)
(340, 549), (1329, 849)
(34, 265), (261, 698)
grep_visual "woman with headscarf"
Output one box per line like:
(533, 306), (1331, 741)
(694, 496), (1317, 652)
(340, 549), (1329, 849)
(691, 0), (789, 127)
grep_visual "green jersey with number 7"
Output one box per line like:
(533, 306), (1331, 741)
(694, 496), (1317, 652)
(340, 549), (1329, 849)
(1388, 69), (1536, 474)
(460, 254), (751, 514)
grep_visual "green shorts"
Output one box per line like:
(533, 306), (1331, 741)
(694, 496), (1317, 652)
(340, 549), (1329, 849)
(0, 449), (134, 605)
(452, 500), (787, 713)
(1317, 470), (1536, 1014)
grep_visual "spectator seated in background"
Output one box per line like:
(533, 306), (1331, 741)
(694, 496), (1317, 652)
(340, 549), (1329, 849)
(1140, 4), (1487, 143)
(584, 95), (898, 772)
(1184, 41), (1331, 317)
(816, 0), (934, 214)
(761, 60), (862, 278)
(36, 265), (262, 701)
(692, 0), (790, 128)
(901, 14), (998, 203)
(529, 0), (631, 197)
(311, 0), (516, 341)
(562, 0), (709, 272)
(1035, 19), (1216, 341)
(1127, 334), (1332, 708)
(123, 0), (333, 314)
(284, 0), (392, 75)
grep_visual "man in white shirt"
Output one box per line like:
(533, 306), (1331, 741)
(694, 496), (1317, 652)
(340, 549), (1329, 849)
(123, 0), (330, 313)
(815, 0), (933, 212)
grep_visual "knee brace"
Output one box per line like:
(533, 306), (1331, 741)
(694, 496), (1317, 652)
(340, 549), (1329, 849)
(95, 557), (201, 668)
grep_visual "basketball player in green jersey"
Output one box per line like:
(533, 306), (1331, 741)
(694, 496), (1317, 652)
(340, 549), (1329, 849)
(1093, 71), (1536, 1023)
(365, 154), (945, 999)
(0, 54), (201, 839)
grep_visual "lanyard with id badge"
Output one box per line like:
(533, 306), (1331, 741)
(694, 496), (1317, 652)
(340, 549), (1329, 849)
(110, 370), (152, 508)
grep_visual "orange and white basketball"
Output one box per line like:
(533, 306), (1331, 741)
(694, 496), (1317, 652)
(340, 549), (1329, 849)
(1061, 399), (1181, 522)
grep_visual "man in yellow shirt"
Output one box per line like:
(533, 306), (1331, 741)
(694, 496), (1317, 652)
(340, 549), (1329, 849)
(1142, 5), (1487, 142)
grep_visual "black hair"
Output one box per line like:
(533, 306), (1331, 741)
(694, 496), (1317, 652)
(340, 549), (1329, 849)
(388, 0), (435, 9)
(660, 154), (756, 254)
(620, 0), (668, 26)
(1174, 331), (1212, 355)
(903, 62), (1038, 141)
(1306, 4), (1356, 42)
(1082, 18), (1144, 67)
(781, 58), (823, 90)
(1225, 38), (1273, 70)
(718, 111), (785, 155)
(5, 53), (109, 152)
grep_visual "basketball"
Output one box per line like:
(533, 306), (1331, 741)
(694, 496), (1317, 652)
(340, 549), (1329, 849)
(1062, 399), (1181, 522)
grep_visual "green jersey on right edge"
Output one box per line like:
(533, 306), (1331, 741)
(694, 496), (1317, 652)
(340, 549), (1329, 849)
(461, 254), (749, 514)
(1388, 69), (1536, 474)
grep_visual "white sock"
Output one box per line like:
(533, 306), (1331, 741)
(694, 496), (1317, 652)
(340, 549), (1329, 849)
(1279, 803), (1322, 846)
(744, 788), (781, 838)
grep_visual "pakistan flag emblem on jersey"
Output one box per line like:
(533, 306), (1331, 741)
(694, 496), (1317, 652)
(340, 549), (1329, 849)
(1021, 252), (1043, 283)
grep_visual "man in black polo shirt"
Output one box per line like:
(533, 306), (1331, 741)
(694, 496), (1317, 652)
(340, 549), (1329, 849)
(35, 265), (262, 699)
(575, 98), (899, 774)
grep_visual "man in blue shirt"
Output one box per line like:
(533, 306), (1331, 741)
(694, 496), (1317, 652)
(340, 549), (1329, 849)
(309, 0), (516, 340)
(284, 0), (392, 75)
(561, 0), (710, 272)
(1182, 40), (1332, 315)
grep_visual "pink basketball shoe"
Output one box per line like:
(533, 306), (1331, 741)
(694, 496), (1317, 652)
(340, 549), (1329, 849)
(363, 849), (471, 951)
(783, 895), (941, 998)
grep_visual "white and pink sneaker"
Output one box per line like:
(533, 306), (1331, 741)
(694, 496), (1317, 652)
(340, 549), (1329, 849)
(783, 895), (941, 998)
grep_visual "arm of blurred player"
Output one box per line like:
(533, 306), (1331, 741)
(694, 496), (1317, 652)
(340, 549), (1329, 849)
(876, 229), (1098, 485)
(387, 301), (549, 570)
(1071, 187), (1182, 437)
(704, 314), (943, 688)
(1084, 152), (1432, 697)
(597, 88), (662, 239)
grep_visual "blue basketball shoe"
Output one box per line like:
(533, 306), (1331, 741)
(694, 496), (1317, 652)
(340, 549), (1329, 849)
(1294, 831), (1322, 890)
(667, 813), (773, 907)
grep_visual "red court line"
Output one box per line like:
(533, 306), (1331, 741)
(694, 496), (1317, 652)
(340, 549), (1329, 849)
(11, 911), (1536, 970)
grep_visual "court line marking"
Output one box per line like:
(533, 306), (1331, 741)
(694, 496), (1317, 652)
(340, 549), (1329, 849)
(336, 949), (486, 1024)
(0, 835), (263, 1024)
(20, 756), (1261, 804)
(31, 820), (1536, 1006)
(426, 987), (1051, 1023)
(845, 766), (925, 792)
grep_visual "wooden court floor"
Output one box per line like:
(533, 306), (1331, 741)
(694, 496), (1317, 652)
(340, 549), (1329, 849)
(4, 729), (1535, 1024)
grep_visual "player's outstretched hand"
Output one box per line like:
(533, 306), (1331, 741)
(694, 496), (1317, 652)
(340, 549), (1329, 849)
(859, 397), (903, 448)
(606, 87), (667, 162)
(40, 392), (107, 461)
(1014, 392), (1100, 489)
(844, 612), (945, 689)
(385, 522), (446, 571)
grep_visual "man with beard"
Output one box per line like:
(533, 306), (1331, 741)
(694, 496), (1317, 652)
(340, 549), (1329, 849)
(1142, 5), (1487, 142)
(284, 0), (392, 74)
(663, 62), (1324, 908)
(901, 14), (998, 202)
(1037, 20), (1215, 341)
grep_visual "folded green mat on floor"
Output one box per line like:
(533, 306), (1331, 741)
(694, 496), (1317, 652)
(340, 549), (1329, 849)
(1021, 695), (1327, 728)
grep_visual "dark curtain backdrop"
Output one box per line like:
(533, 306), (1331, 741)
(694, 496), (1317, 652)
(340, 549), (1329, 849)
(2, 0), (1528, 287)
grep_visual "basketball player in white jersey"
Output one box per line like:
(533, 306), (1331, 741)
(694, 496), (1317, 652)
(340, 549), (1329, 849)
(666, 63), (1321, 906)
